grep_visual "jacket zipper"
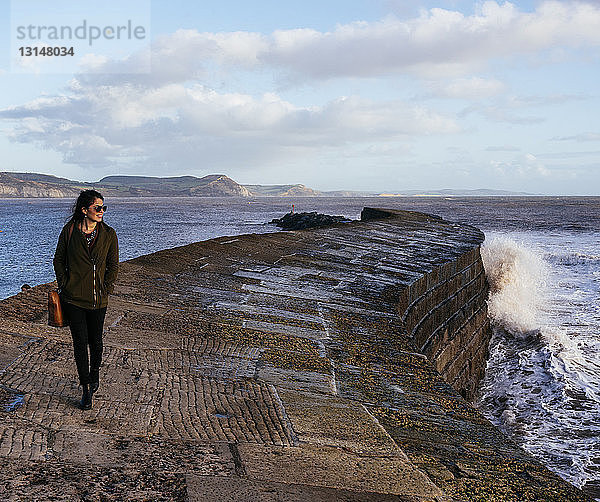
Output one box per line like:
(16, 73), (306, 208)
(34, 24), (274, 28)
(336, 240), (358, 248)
(93, 262), (97, 308)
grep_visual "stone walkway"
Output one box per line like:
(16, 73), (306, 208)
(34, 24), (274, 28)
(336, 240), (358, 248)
(0, 209), (590, 501)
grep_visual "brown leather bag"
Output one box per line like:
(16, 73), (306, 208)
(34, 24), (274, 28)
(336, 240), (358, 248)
(48, 290), (69, 327)
(48, 223), (74, 328)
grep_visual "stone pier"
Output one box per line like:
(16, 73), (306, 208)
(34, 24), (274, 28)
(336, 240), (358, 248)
(0, 209), (589, 501)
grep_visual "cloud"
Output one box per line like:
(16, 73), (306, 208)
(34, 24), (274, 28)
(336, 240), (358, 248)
(0, 83), (459, 172)
(461, 103), (545, 124)
(490, 153), (550, 177)
(71, 29), (266, 88)
(428, 77), (507, 99)
(73, 1), (600, 84)
(486, 145), (521, 152)
(551, 132), (600, 142)
(458, 89), (588, 124)
(506, 94), (587, 106)
(535, 150), (600, 159)
(261, 1), (600, 79)
(456, 85), (590, 124)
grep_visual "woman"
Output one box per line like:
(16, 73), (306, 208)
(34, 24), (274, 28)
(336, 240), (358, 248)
(53, 190), (119, 410)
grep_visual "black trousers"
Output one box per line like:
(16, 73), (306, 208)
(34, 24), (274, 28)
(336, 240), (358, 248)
(64, 302), (107, 386)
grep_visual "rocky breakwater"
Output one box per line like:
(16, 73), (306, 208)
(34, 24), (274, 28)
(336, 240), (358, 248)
(0, 208), (589, 501)
(270, 211), (351, 230)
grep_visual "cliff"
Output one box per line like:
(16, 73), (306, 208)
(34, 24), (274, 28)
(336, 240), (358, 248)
(100, 174), (252, 197)
(0, 172), (81, 198)
(244, 183), (323, 196)
(0, 172), (293, 198)
(0, 209), (589, 501)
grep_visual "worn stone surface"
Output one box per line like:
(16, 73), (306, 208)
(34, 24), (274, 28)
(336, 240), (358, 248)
(186, 474), (427, 502)
(0, 208), (590, 501)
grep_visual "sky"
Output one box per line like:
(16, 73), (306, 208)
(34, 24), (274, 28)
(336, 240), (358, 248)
(0, 0), (599, 195)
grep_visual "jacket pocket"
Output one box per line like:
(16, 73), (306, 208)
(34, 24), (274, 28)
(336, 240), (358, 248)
(98, 277), (105, 302)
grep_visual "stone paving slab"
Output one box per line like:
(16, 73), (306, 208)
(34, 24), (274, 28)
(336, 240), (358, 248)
(0, 331), (32, 372)
(277, 388), (400, 456)
(52, 429), (235, 472)
(257, 365), (336, 395)
(153, 376), (295, 445)
(186, 474), (425, 502)
(244, 318), (326, 340)
(238, 443), (444, 499)
(0, 425), (48, 461)
(15, 392), (154, 435)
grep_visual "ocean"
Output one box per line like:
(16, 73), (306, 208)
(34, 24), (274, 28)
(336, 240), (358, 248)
(0, 196), (598, 495)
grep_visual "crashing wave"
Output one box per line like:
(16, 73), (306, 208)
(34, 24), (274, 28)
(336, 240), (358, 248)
(481, 236), (548, 336)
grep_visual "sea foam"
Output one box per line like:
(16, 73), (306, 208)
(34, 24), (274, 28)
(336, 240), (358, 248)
(481, 236), (548, 335)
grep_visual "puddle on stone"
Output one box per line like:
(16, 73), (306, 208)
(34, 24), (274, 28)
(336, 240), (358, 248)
(0, 389), (25, 412)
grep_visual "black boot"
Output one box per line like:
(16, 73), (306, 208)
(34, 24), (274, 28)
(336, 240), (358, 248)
(90, 369), (99, 394)
(80, 384), (92, 410)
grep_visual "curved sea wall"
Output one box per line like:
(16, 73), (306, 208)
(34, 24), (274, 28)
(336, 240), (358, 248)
(363, 210), (492, 400)
(0, 208), (588, 501)
(362, 209), (491, 399)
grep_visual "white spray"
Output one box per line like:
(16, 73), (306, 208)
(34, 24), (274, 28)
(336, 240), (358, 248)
(481, 236), (549, 335)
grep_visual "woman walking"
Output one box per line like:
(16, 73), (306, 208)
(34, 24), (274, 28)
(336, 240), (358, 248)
(53, 190), (119, 410)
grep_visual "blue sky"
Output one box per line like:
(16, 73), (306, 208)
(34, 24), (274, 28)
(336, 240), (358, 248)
(0, 0), (599, 194)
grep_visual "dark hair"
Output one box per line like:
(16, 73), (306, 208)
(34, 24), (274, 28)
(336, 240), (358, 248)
(68, 190), (104, 226)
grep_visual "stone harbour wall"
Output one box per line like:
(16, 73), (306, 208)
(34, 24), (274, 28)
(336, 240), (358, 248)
(0, 208), (589, 501)
(400, 244), (491, 399)
(362, 207), (491, 400)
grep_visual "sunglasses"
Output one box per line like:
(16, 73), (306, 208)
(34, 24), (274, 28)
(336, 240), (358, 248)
(90, 205), (107, 212)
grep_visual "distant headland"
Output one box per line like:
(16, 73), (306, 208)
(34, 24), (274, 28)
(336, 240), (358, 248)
(0, 171), (532, 198)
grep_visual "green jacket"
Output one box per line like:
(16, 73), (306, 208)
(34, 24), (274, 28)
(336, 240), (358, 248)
(53, 221), (119, 310)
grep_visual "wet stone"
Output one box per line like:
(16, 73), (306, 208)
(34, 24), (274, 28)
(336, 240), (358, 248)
(269, 211), (351, 230)
(0, 387), (25, 413)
